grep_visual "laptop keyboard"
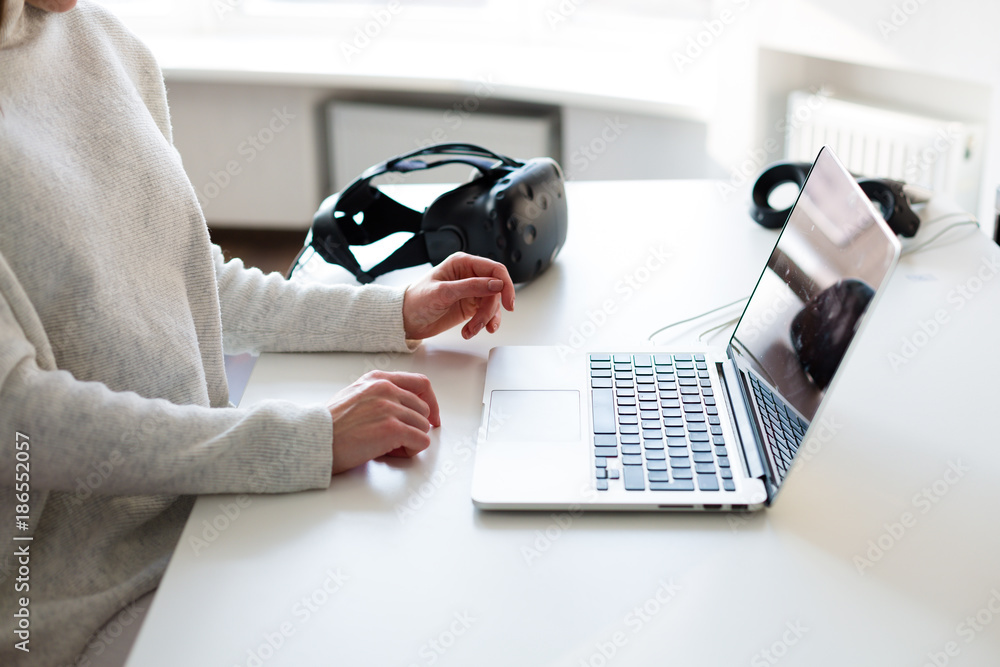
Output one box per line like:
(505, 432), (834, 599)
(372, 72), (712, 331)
(590, 353), (735, 493)
(747, 374), (807, 483)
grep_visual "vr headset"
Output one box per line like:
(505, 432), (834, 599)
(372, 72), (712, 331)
(750, 160), (930, 237)
(293, 143), (568, 284)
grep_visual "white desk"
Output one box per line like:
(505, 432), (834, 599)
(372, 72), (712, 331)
(127, 181), (1000, 666)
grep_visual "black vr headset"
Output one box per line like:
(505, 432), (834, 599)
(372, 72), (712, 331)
(750, 160), (930, 237)
(294, 143), (568, 284)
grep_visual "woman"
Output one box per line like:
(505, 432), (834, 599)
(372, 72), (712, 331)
(0, 1), (515, 665)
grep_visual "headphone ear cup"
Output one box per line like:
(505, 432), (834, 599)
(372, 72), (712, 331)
(750, 162), (811, 229)
(857, 179), (921, 238)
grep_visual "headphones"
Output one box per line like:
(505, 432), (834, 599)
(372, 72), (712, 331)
(750, 161), (925, 237)
(292, 143), (568, 284)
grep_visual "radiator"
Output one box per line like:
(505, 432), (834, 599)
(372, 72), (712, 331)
(784, 90), (983, 211)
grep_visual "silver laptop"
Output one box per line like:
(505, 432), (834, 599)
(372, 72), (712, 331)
(471, 147), (901, 511)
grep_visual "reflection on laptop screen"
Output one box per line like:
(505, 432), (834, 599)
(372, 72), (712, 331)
(728, 148), (900, 426)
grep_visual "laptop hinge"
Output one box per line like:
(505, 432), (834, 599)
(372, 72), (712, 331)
(719, 360), (767, 484)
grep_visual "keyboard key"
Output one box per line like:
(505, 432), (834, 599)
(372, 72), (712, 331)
(641, 420), (661, 430)
(695, 462), (716, 474)
(616, 396), (636, 406)
(665, 427), (685, 438)
(591, 369), (611, 378)
(690, 441), (711, 453)
(648, 470), (670, 482)
(597, 479), (609, 491)
(616, 388), (635, 397)
(683, 404), (704, 413)
(608, 469), (620, 479)
(592, 389), (616, 434)
(620, 425), (639, 434)
(680, 386), (699, 395)
(670, 457), (691, 468)
(710, 425), (723, 435)
(653, 354), (673, 366)
(697, 474), (719, 491)
(618, 406), (637, 415)
(640, 410), (659, 420)
(633, 354), (652, 367)
(664, 417), (684, 428)
(720, 468), (733, 479)
(635, 367), (654, 376)
(715, 445), (728, 457)
(704, 397), (717, 406)
(590, 354), (611, 362)
(592, 378), (612, 389)
(662, 408), (682, 418)
(595, 446), (618, 457)
(712, 436), (726, 445)
(623, 465), (645, 490)
(622, 454), (643, 466)
(694, 354), (705, 361)
(718, 457), (730, 468)
(615, 379), (635, 388)
(644, 450), (666, 460)
(677, 369), (696, 378)
(622, 444), (641, 455)
(596, 469), (608, 479)
(709, 416), (721, 425)
(723, 479), (736, 492)
(671, 468), (693, 479)
(687, 423), (708, 432)
(684, 412), (705, 423)
(693, 451), (714, 463)
(620, 434), (640, 445)
(595, 458), (607, 468)
(642, 429), (663, 440)
(682, 395), (702, 404)
(667, 446), (689, 457)
(619, 415), (638, 425)
(646, 460), (668, 471)
(650, 480), (695, 491)
(613, 354), (632, 363)
(594, 434), (616, 447)
(643, 439), (664, 450)
(689, 432), (710, 442)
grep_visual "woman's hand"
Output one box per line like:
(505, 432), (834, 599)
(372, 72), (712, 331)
(402, 252), (515, 340)
(327, 371), (440, 474)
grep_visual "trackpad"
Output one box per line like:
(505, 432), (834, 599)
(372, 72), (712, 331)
(487, 390), (581, 443)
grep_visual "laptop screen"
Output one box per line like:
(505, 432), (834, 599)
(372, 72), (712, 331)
(727, 147), (900, 431)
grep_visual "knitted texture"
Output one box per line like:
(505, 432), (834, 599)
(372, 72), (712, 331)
(0, 3), (413, 664)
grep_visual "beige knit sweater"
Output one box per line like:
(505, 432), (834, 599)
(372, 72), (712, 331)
(0, 2), (414, 665)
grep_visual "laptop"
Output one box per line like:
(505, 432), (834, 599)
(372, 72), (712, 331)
(471, 146), (902, 511)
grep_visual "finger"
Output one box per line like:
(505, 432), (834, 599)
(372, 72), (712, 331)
(486, 310), (502, 333)
(467, 297), (501, 337)
(386, 400), (432, 434)
(439, 276), (505, 305)
(375, 372), (441, 428)
(444, 253), (515, 311)
(384, 422), (432, 457)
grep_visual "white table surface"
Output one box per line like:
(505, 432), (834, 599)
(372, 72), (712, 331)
(127, 180), (1000, 666)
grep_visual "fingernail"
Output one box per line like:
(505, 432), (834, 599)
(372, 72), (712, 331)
(488, 279), (503, 292)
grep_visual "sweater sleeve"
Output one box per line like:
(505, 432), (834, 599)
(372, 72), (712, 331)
(213, 245), (419, 354)
(0, 277), (334, 497)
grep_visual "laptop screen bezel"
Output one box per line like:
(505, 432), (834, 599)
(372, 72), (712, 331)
(724, 146), (902, 501)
